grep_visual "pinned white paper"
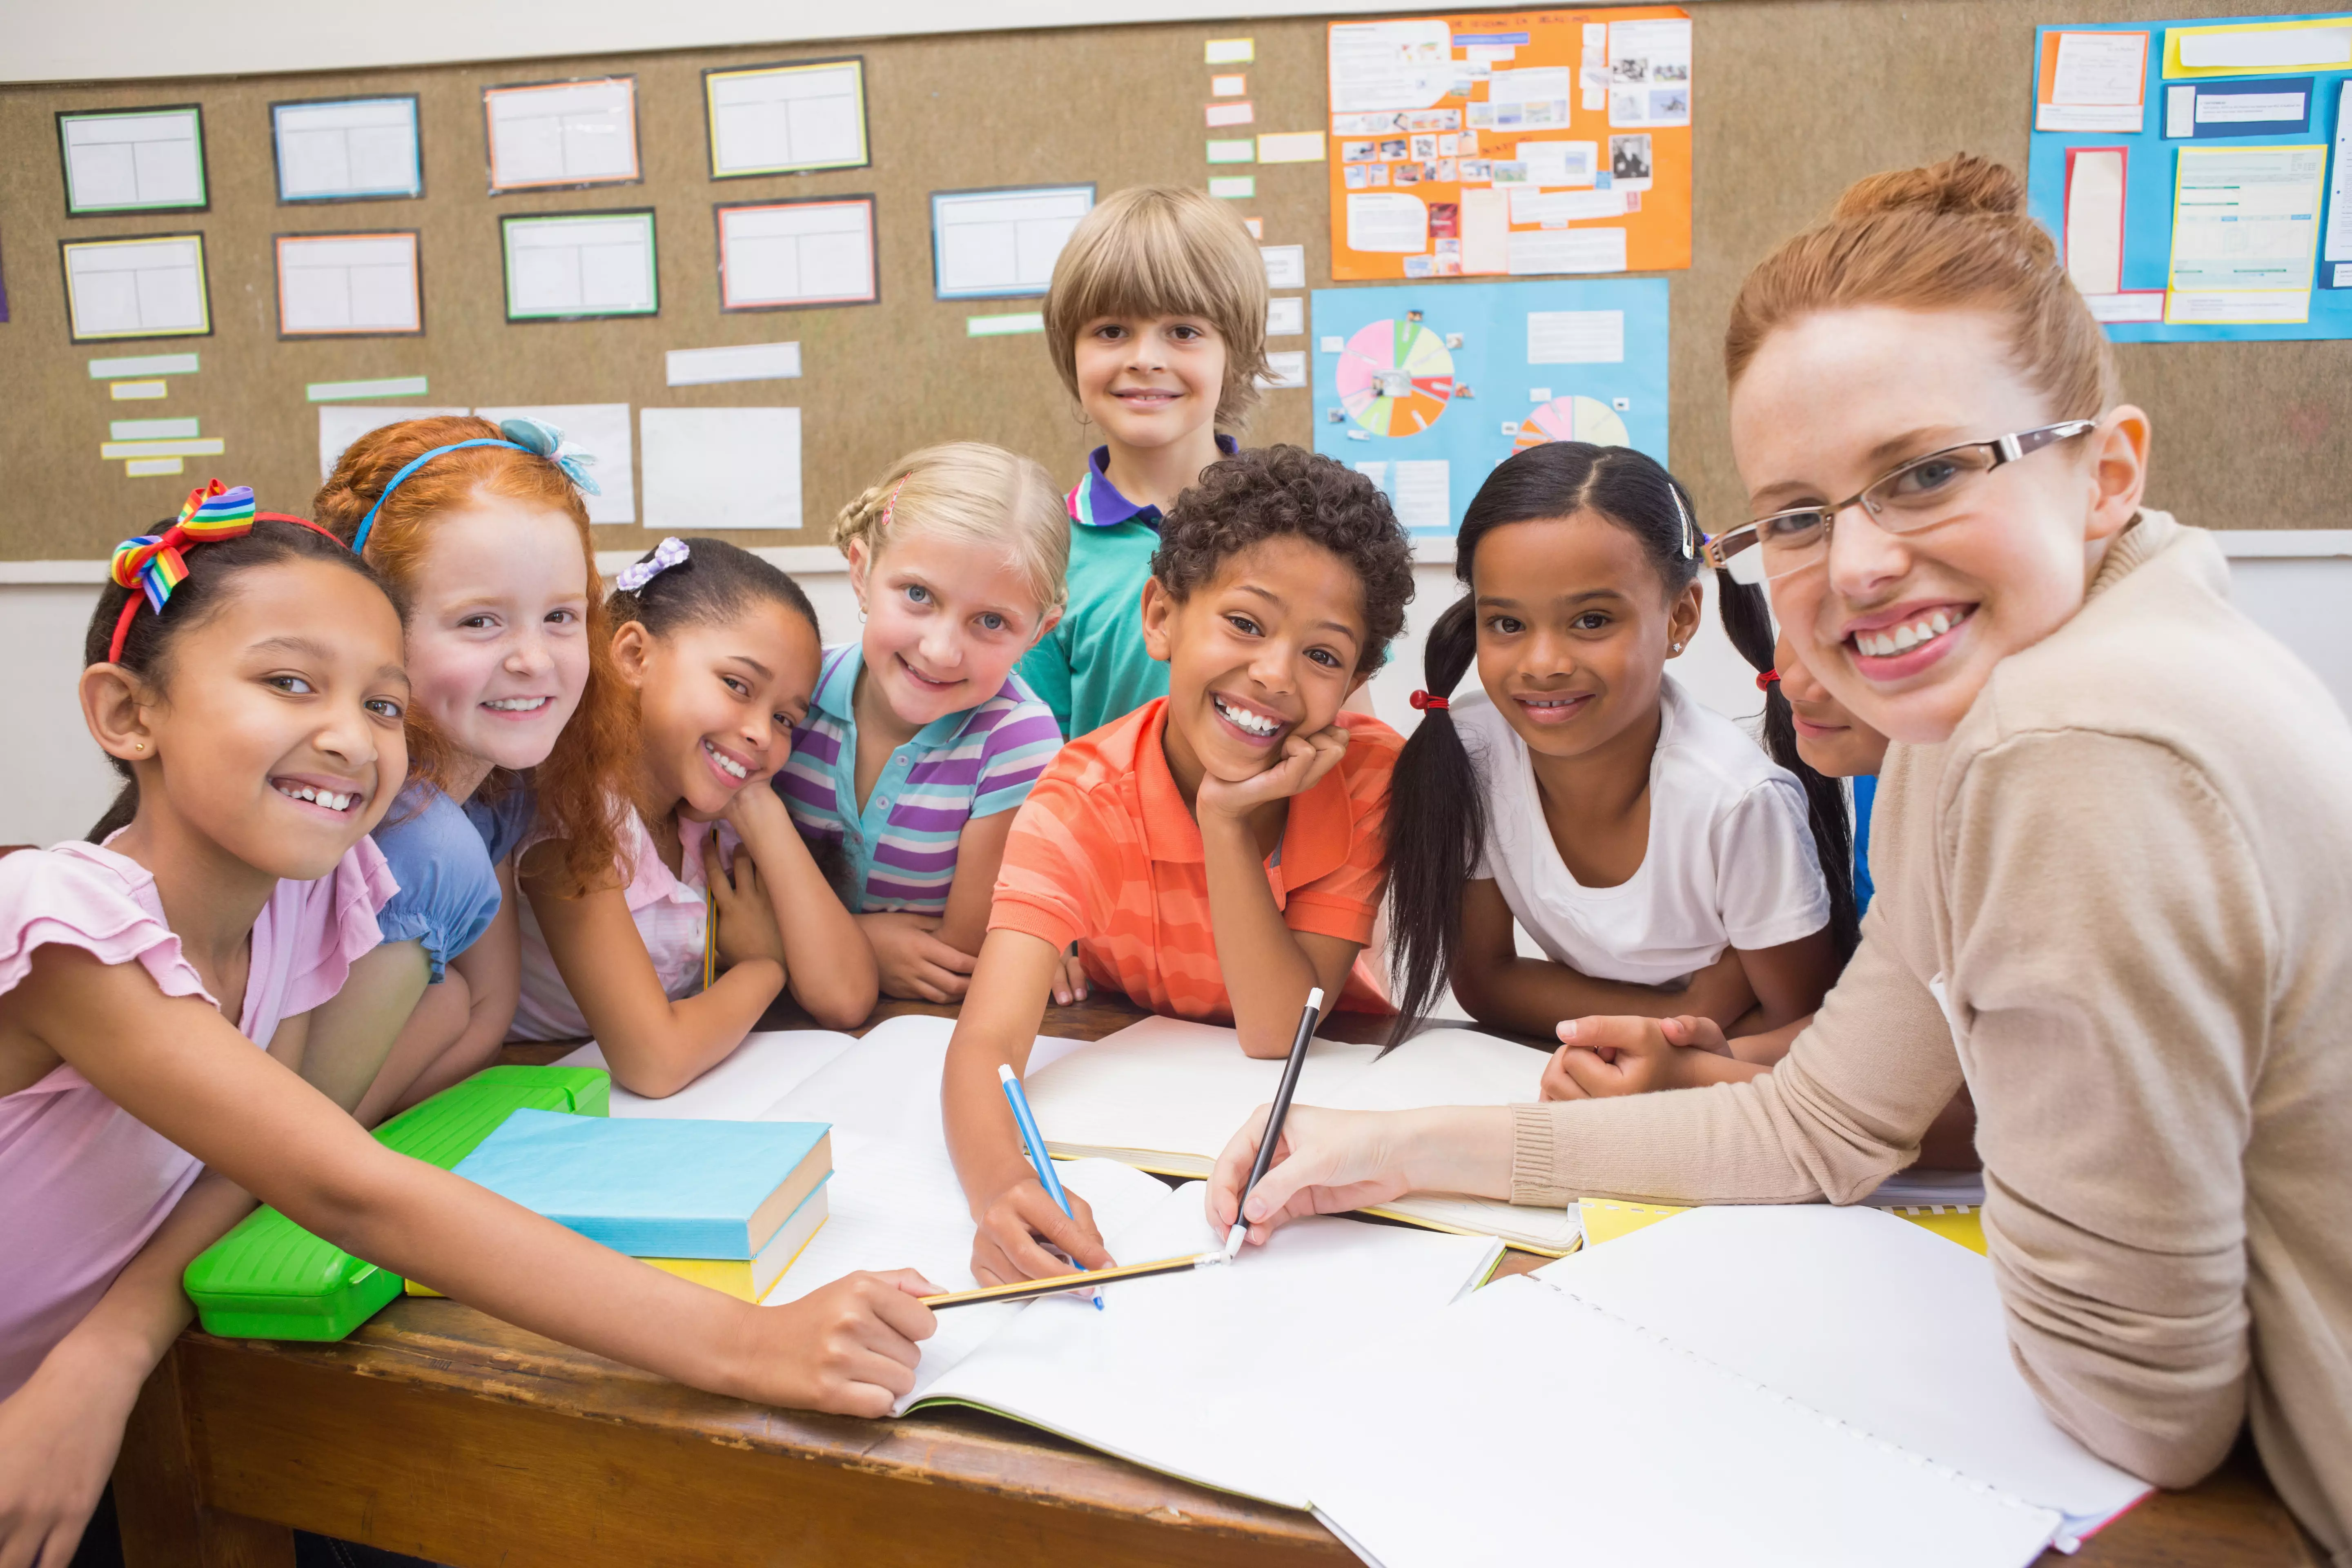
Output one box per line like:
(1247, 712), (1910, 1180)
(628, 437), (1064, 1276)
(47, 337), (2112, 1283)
(1605, 18), (1693, 127)
(1258, 350), (1308, 390)
(719, 200), (875, 309)
(706, 60), (866, 176)
(641, 407), (800, 531)
(933, 186), (1094, 298)
(1261, 244), (1307, 289)
(2038, 31), (2147, 133)
(275, 233), (420, 335)
(317, 405), (468, 480)
(1527, 310), (1625, 364)
(1514, 140), (1599, 187)
(61, 109), (204, 212)
(2177, 23), (2352, 71)
(1460, 189), (1511, 276)
(1267, 296), (1305, 336)
(2063, 150), (2127, 297)
(484, 78), (639, 189)
(476, 403), (637, 524)
(484, 77), (635, 190)
(1509, 227), (1628, 275)
(666, 342), (802, 387)
(1328, 19), (1454, 112)
(274, 98), (421, 201)
(1346, 192), (1428, 254)
(1390, 460), (1451, 529)
(502, 212), (657, 319)
(1509, 189), (1628, 225)
(63, 236), (209, 340)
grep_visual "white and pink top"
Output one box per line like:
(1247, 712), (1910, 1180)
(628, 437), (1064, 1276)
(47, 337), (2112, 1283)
(0, 839), (393, 1398)
(510, 808), (738, 1042)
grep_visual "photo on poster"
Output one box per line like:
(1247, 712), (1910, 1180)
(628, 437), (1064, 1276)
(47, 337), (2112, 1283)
(58, 106), (207, 215)
(704, 58), (869, 178)
(1610, 134), (1655, 189)
(271, 96), (423, 203)
(483, 77), (641, 193)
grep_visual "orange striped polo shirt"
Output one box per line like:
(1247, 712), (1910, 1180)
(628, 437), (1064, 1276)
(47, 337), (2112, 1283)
(990, 699), (1400, 1021)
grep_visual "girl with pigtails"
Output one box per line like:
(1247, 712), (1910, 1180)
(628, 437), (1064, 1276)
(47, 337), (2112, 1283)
(1380, 440), (1846, 1056)
(1211, 155), (2352, 1555)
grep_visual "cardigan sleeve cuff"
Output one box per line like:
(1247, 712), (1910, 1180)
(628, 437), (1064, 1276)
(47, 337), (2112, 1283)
(1510, 1102), (1577, 1210)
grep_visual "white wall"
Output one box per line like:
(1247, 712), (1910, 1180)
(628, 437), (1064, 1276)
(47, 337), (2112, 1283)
(7, 0), (1471, 83)
(7, 540), (2345, 849)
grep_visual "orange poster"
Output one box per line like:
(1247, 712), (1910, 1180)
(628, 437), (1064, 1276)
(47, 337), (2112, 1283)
(1325, 8), (1692, 281)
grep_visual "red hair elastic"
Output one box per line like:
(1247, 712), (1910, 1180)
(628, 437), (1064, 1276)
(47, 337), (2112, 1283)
(1755, 670), (1780, 691)
(1408, 689), (1450, 711)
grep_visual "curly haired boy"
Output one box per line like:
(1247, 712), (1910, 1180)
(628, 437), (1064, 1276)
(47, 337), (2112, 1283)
(939, 445), (1417, 1288)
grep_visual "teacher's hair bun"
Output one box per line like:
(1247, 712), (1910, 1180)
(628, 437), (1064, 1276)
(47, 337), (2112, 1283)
(1832, 152), (2025, 223)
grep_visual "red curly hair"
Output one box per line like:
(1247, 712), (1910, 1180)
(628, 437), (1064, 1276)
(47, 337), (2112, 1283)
(314, 415), (633, 897)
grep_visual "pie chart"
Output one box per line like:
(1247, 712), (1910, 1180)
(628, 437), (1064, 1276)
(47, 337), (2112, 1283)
(1514, 394), (1630, 451)
(1337, 318), (1455, 437)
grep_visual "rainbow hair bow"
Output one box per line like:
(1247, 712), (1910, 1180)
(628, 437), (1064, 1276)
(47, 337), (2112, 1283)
(111, 480), (258, 613)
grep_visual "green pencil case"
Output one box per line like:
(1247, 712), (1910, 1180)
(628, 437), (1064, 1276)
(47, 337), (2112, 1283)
(183, 1064), (610, 1342)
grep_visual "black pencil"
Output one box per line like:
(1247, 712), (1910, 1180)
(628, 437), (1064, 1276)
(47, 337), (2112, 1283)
(1224, 985), (1324, 1258)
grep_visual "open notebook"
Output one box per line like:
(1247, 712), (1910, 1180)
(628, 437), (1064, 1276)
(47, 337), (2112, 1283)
(561, 1011), (1577, 1251)
(1296, 1205), (2151, 1568)
(1021, 1015), (1581, 1252)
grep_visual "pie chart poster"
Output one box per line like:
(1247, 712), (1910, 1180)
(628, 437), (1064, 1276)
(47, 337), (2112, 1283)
(1309, 278), (1670, 540)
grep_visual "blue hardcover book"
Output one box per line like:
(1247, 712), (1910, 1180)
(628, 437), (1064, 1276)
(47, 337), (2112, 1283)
(450, 1109), (832, 1260)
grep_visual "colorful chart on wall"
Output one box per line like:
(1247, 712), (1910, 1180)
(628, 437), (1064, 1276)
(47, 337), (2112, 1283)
(1323, 7), (1693, 282)
(1311, 277), (1668, 538)
(2025, 11), (2352, 341)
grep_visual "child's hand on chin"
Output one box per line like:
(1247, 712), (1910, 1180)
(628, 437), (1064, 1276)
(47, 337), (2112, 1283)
(1195, 724), (1352, 822)
(704, 836), (785, 971)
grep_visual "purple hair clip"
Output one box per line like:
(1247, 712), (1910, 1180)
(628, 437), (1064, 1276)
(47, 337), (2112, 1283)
(616, 536), (690, 592)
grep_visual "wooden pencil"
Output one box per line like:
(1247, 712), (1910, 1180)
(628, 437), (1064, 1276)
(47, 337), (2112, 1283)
(921, 1252), (1224, 1311)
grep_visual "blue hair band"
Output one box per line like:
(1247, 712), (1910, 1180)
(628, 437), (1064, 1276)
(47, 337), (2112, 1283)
(349, 417), (601, 555)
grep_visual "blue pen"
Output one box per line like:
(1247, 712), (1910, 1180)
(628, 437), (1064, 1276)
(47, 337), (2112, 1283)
(998, 1062), (1103, 1309)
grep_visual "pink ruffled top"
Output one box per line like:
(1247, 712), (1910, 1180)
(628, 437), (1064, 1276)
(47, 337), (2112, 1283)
(510, 808), (737, 1042)
(0, 838), (393, 1398)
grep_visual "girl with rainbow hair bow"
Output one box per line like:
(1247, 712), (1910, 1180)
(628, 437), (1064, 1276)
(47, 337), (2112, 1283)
(0, 482), (940, 1567)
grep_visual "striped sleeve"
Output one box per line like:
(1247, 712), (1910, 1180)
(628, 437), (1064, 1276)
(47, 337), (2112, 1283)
(969, 691), (1065, 820)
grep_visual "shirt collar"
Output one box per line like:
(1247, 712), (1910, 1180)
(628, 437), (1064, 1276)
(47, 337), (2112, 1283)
(1069, 434), (1242, 530)
(1133, 699), (1355, 888)
(809, 641), (993, 748)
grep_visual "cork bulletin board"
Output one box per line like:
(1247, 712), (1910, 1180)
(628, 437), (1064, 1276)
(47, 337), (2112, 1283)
(0, 0), (2339, 566)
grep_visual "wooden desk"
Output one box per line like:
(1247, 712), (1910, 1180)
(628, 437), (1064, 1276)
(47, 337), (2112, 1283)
(115, 998), (2321, 1568)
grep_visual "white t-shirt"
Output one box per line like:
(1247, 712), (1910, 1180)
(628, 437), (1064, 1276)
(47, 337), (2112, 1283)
(1457, 673), (1830, 987)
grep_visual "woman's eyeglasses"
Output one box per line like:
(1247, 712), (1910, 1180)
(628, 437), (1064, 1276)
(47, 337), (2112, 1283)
(1703, 421), (2096, 585)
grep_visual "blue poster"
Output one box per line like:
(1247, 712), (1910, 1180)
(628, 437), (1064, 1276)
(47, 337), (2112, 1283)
(2025, 13), (2352, 343)
(1309, 278), (1670, 539)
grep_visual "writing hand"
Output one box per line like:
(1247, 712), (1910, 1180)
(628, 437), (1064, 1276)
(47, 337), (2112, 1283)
(969, 1177), (1112, 1287)
(1203, 1103), (1414, 1249)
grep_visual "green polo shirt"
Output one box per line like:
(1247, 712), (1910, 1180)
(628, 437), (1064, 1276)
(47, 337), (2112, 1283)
(1017, 438), (1237, 742)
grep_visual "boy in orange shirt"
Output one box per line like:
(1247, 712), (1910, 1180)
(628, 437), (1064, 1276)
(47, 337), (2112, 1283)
(942, 445), (1416, 1287)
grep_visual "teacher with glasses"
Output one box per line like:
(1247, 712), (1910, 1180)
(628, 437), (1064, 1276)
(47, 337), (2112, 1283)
(1202, 154), (2352, 1558)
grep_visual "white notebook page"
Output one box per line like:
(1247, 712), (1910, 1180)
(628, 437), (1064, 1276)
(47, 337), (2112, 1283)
(1537, 1204), (2147, 1541)
(1301, 1275), (2067, 1568)
(917, 1183), (1502, 1508)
